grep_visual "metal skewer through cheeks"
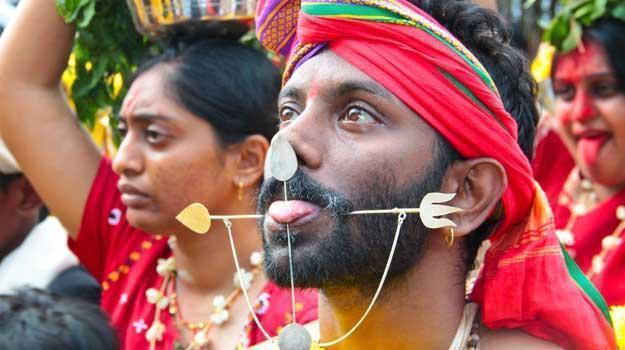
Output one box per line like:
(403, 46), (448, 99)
(176, 132), (461, 349)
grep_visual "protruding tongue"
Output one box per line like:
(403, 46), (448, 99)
(268, 200), (320, 224)
(579, 135), (608, 166)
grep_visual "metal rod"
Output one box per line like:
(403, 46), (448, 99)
(210, 214), (264, 220)
(348, 208), (421, 215)
(208, 208), (425, 221)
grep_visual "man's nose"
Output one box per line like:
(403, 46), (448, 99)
(281, 109), (325, 172)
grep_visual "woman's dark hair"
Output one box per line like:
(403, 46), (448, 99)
(133, 39), (281, 145)
(578, 19), (624, 91)
(551, 19), (625, 93)
(0, 288), (119, 350)
(408, 0), (539, 270)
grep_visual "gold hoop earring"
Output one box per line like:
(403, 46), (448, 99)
(237, 181), (244, 201)
(444, 227), (455, 248)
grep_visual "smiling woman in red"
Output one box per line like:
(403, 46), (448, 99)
(0, 1), (317, 349)
(533, 13), (625, 307)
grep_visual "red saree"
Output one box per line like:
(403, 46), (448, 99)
(534, 129), (625, 307)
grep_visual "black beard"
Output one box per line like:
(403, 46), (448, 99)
(256, 160), (446, 291)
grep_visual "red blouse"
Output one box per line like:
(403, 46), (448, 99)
(70, 158), (318, 349)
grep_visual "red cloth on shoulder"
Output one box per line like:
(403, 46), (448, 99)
(70, 157), (318, 349)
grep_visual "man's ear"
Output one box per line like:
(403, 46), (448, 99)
(438, 158), (507, 238)
(227, 134), (270, 188)
(9, 176), (43, 215)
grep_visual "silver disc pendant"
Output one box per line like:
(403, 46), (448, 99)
(278, 323), (312, 350)
(269, 132), (298, 182)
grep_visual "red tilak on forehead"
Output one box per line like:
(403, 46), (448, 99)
(308, 78), (321, 99)
(121, 87), (141, 116)
(555, 41), (608, 84)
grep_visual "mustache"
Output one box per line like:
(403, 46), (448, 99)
(257, 171), (353, 217)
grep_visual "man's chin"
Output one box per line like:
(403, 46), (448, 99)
(262, 244), (329, 289)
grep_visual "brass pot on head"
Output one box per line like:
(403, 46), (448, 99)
(125, 0), (256, 39)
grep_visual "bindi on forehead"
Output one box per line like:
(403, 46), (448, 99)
(286, 50), (397, 107)
(120, 87), (141, 116)
(291, 50), (368, 89)
(120, 93), (158, 120)
(120, 67), (172, 117)
(308, 78), (322, 99)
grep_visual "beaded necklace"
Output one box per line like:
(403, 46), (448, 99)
(555, 169), (625, 278)
(145, 237), (264, 350)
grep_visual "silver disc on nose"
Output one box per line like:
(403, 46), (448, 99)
(269, 132), (298, 182)
(278, 323), (312, 350)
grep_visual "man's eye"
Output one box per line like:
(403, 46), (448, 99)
(279, 107), (300, 123)
(339, 107), (377, 124)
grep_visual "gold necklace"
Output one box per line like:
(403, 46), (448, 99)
(145, 238), (263, 350)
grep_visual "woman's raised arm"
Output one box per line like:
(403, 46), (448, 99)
(0, 0), (102, 236)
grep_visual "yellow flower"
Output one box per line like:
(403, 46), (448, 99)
(61, 54), (77, 111)
(531, 43), (556, 83)
(106, 73), (124, 98)
(611, 305), (625, 349)
(89, 107), (117, 156)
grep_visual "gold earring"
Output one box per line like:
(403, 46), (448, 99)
(237, 181), (244, 201)
(444, 227), (455, 248)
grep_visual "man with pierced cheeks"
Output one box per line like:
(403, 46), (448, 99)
(254, 0), (617, 349)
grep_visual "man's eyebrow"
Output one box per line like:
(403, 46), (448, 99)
(279, 80), (392, 101)
(278, 86), (303, 101)
(333, 80), (392, 100)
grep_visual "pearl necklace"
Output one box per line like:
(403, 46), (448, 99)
(587, 206), (625, 278)
(145, 237), (264, 350)
(556, 170), (625, 278)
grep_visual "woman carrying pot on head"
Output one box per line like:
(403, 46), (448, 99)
(0, 1), (317, 349)
(533, 1), (625, 307)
